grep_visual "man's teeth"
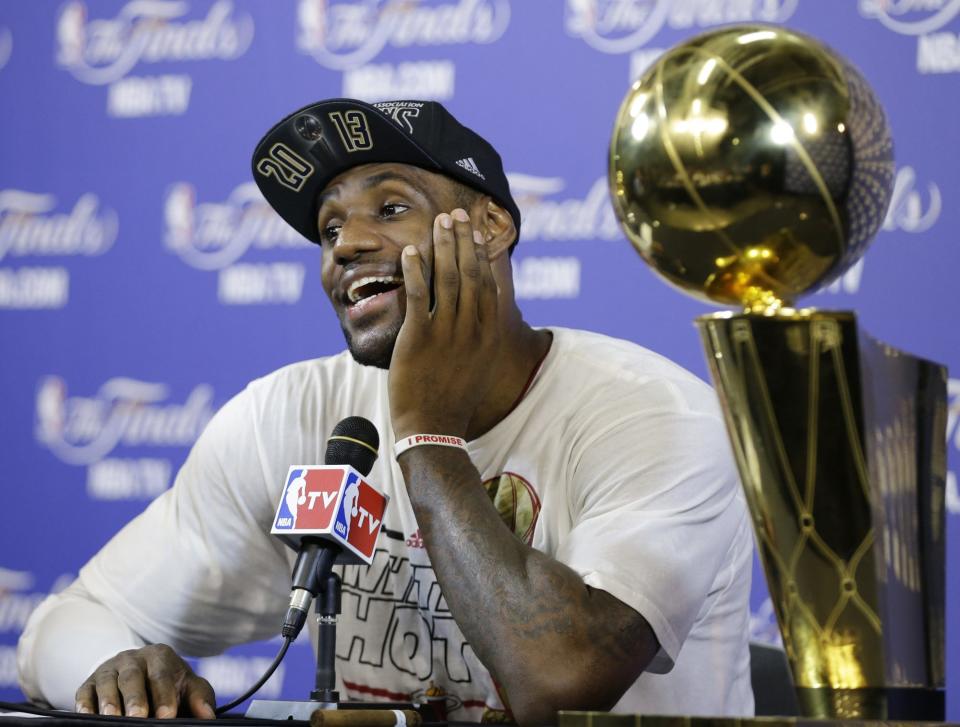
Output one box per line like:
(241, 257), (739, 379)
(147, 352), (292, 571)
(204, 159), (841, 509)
(346, 275), (402, 304)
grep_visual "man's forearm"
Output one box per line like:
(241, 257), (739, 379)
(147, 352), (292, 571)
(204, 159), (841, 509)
(17, 583), (145, 709)
(398, 446), (656, 724)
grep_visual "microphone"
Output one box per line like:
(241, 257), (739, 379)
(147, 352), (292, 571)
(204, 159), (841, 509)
(272, 416), (387, 638)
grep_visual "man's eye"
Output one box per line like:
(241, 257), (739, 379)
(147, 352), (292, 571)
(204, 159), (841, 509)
(381, 203), (409, 218)
(321, 224), (341, 244)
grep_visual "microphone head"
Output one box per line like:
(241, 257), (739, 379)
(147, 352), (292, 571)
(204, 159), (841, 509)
(324, 416), (379, 475)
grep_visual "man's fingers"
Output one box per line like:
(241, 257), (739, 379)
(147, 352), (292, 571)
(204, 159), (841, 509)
(92, 668), (122, 716)
(432, 212), (459, 319)
(74, 680), (97, 714)
(401, 246), (429, 322)
(146, 665), (181, 719)
(185, 674), (218, 719)
(74, 644), (197, 718)
(116, 662), (150, 718)
(453, 209), (482, 320)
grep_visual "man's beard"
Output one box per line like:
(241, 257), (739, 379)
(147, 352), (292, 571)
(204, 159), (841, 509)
(340, 318), (402, 369)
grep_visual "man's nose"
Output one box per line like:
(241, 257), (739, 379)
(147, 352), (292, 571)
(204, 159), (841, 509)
(333, 215), (382, 263)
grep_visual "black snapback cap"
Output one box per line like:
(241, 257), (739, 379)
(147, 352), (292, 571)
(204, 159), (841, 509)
(252, 98), (521, 246)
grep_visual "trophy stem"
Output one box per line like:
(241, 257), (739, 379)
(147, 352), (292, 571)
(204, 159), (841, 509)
(696, 310), (946, 721)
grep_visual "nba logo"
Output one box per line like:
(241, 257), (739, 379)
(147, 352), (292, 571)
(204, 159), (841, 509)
(339, 476), (387, 559)
(274, 467), (345, 530)
(297, 0), (327, 52)
(164, 183), (196, 252)
(332, 471), (359, 539)
(56, 2), (88, 69)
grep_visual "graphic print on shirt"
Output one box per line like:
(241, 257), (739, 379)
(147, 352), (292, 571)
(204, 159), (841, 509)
(336, 471), (541, 715)
(482, 472), (541, 545)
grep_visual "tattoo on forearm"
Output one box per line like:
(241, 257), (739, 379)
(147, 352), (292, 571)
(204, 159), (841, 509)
(398, 447), (657, 690)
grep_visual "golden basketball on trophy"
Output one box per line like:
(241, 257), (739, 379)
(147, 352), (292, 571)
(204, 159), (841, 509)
(609, 25), (947, 721)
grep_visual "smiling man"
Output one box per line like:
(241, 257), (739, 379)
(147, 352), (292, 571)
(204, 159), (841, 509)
(18, 100), (754, 725)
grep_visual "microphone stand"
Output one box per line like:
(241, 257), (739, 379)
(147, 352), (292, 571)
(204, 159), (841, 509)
(245, 558), (422, 723)
(245, 555), (340, 720)
(311, 570), (341, 704)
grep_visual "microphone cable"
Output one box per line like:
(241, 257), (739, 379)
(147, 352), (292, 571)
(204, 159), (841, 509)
(213, 636), (292, 716)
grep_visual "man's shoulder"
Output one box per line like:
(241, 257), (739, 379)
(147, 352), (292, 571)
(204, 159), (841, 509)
(206, 350), (388, 451)
(550, 327), (681, 364)
(545, 327), (718, 414)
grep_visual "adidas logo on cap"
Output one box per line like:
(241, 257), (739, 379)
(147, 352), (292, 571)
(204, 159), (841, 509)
(455, 156), (485, 180)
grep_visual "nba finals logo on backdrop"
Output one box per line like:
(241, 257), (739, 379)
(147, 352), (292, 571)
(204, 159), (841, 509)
(565, 0), (798, 78)
(820, 164), (942, 297)
(564, 0), (799, 53)
(164, 182), (312, 305)
(508, 173), (622, 243)
(499, 172), (629, 300)
(297, 0), (510, 101)
(882, 165), (942, 234)
(0, 189), (118, 310)
(0, 27), (12, 72)
(859, 0), (960, 73)
(55, 0), (254, 117)
(34, 375), (215, 500)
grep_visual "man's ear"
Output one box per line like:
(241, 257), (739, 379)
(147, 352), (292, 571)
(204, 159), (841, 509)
(470, 197), (516, 261)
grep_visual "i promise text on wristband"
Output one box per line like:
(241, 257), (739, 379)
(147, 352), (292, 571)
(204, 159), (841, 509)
(394, 433), (467, 458)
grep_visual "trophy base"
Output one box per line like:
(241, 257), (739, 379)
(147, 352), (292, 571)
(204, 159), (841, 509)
(795, 686), (944, 721)
(559, 706), (954, 727)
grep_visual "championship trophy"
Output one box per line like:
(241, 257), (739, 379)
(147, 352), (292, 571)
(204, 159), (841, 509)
(608, 26), (947, 722)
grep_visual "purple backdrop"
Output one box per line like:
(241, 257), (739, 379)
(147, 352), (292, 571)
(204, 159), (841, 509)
(0, 0), (957, 718)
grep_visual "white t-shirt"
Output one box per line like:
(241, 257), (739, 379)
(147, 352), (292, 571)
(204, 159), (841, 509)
(18, 327), (754, 719)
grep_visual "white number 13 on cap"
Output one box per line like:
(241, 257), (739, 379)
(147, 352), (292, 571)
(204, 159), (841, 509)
(329, 110), (373, 153)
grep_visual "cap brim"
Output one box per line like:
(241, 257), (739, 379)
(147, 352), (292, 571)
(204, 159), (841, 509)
(252, 99), (444, 244)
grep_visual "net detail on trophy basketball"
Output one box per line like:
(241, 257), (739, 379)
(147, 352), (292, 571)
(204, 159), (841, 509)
(608, 25), (948, 723)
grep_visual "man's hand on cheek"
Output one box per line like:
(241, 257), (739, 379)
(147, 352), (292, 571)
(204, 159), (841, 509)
(388, 208), (501, 440)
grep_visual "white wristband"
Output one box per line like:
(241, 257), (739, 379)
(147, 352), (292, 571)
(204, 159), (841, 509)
(394, 433), (467, 457)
